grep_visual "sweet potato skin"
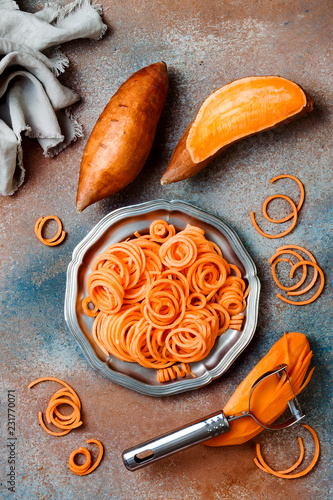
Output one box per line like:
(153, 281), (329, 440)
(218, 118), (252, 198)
(161, 78), (313, 185)
(77, 62), (168, 212)
(160, 125), (211, 185)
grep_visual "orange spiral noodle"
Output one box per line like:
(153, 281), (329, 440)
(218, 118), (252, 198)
(69, 439), (104, 476)
(254, 425), (319, 479)
(83, 221), (249, 380)
(159, 269), (190, 297)
(229, 313), (246, 331)
(181, 225), (222, 257)
(91, 252), (131, 288)
(276, 261), (324, 306)
(143, 278), (187, 329)
(186, 254), (230, 296)
(34, 216), (66, 247)
(149, 219), (176, 242)
(86, 269), (124, 314)
(28, 377), (82, 436)
(265, 174), (305, 223)
(271, 256), (306, 292)
(159, 234), (198, 268)
(128, 321), (175, 369)
(251, 195), (298, 239)
(186, 292), (207, 310)
(82, 296), (99, 317)
(164, 308), (220, 363)
(269, 245), (325, 305)
(229, 264), (242, 278)
(207, 303), (231, 335)
(125, 240), (163, 304)
(131, 238), (163, 261)
(269, 245), (318, 296)
(217, 272), (247, 316)
(157, 363), (196, 382)
(99, 242), (145, 291)
(92, 311), (110, 356)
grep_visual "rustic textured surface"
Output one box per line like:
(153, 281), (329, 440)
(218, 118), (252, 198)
(0, 0), (332, 498)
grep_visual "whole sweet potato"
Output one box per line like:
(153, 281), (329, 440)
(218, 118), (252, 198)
(161, 76), (313, 185)
(76, 62), (168, 212)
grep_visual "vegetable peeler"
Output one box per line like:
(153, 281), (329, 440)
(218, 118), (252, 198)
(122, 364), (304, 471)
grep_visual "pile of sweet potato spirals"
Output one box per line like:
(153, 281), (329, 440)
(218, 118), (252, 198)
(82, 220), (249, 378)
(29, 377), (104, 475)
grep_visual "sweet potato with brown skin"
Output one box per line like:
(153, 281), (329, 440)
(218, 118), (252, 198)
(76, 62), (168, 212)
(161, 76), (313, 185)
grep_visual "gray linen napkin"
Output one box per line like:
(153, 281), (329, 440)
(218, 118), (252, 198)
(0, 0), (107, 195)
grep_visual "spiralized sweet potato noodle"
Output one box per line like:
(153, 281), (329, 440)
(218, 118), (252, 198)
(28, 377), (82, 436)
(251, 195), (298, 239)
(271, 252), (308, 292)
(269, 244), (324, 304)
(254, 425), (319, 479)
(276, 261), (324, 306)
(263, 175), (305, 223)
(149, 219), (176, 242)
(34, 216), (66, 246)
(82, 296), (99, 317)
(157, 362), (196, 383)
(229, 264), (242, 278)
(84, 222), (248, 377)
(186, 292), (207, 310)
(254, 437), (305, 474)
(38, 412), (70, 436)
(272, 245), (318, 296)
(69, 439), (104, 476)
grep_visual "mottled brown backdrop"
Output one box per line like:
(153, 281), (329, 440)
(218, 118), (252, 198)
(0, 1), (332, 499)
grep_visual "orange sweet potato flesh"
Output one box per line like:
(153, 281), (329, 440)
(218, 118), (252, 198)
(206, 332), (314, 446)
(161, 76), (313, 185)
(76, 62), (168, 212)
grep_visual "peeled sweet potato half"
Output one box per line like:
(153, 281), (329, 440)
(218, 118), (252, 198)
(161, 76), (313, 185)
(206, 332), (314, 446)
(76, 61), (168, 212)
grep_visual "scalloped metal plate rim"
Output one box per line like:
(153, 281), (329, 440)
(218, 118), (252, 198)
(64, 199), (260, 397)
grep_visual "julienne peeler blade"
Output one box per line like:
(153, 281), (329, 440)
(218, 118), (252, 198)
(227, 363), (305, 430)
(122, 364), (305, 471)
(282, 368), (304, 423)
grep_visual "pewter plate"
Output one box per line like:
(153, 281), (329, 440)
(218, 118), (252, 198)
(64, 200), (260, 396)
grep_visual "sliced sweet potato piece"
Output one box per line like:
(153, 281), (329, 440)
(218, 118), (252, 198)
(206, 332), (314, 446)
(77, 62), (168, 212)
(161, 76), (313, 185)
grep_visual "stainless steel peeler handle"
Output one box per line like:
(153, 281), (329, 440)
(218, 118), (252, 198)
(122, 410), (230, 471)
(122, 364), (305, 471)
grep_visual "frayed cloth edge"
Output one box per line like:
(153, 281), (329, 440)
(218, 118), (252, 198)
(49, 47), (70, 76)
(45, 108), (83, 157)
(45, 0), (106, 26)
